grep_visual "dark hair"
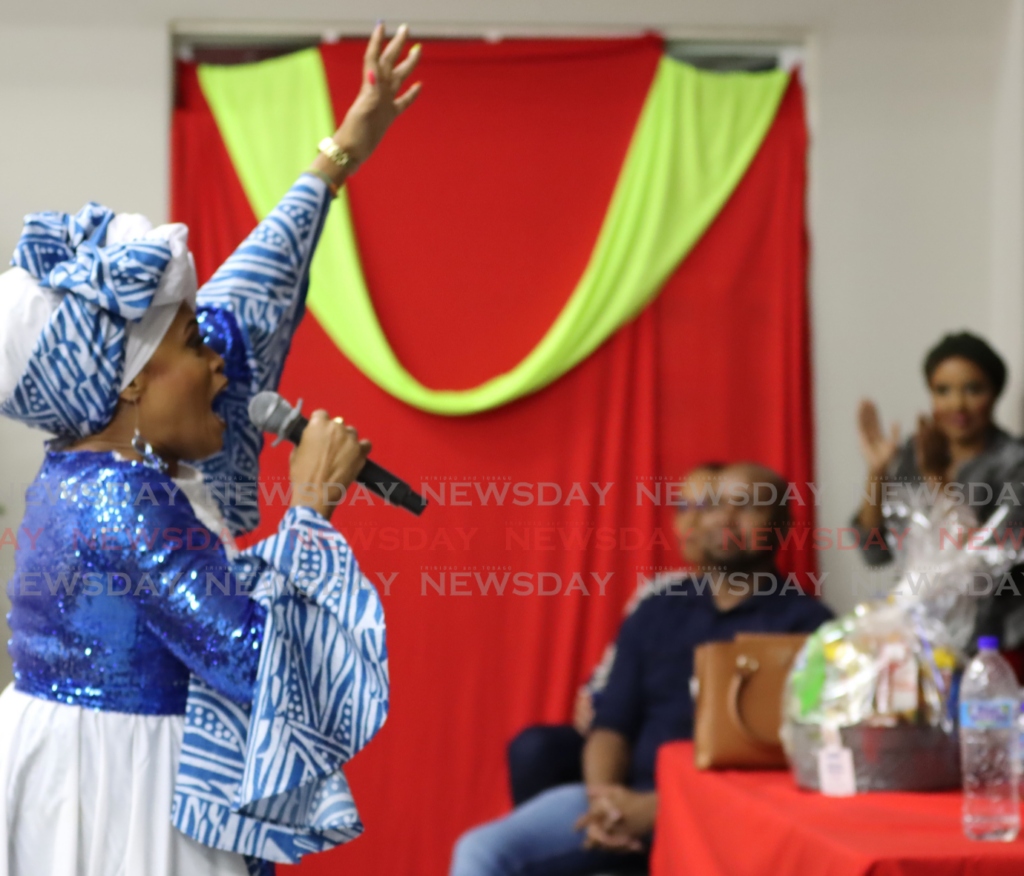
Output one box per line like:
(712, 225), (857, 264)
(923, 332), (1007, 397)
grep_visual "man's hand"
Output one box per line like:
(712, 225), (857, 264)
(574, 784), (656, 853)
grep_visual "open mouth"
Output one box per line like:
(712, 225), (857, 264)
(210, 379), (229, 428)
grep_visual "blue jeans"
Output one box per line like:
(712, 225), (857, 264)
(449, 784), (648, 876)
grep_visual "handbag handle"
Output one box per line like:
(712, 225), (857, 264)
(726, 653), (779, 748)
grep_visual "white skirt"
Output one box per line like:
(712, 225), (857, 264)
(0, 684), (250, 876)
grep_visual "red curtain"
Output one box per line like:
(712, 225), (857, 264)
(173, 38), (812, 875)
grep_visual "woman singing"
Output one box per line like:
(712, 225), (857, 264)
(0, 25), (420, 876)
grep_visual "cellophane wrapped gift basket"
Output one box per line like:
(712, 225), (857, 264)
(782, 487), (1020, 792)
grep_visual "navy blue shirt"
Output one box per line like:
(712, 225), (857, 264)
(591, 574), (833, 790)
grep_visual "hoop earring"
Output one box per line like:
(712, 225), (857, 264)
(130, 401), (168, 474)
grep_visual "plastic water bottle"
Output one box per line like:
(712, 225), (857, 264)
(1018, 700), (1024, 798)
(960, 636), (1021, 841)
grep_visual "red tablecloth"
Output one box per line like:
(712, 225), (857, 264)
(652, 741), (1024, 876)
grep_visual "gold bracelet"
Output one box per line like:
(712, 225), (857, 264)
(318, 137), (354, 171)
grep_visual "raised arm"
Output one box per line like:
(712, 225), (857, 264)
(198, 22), (422, 391)
(309, 22), (423, 192)
(197, 175), (332, 394)
(191, 25), (421, 533)
(854, 399), (901, 534)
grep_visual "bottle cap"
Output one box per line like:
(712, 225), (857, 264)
(977, 635), (1000, 650)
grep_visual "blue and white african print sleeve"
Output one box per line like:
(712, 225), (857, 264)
(172, 506), (388, 867)
(172, 175), (389, 868)
(192, 174), (332, 536)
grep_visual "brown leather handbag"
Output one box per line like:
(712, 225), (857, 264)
(691, 633), (808, 769)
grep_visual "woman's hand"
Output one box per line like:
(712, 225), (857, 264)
(289, 409), (371, 520)
(857, 399), (900, 478)
(312, 23), (422, 184)
(914, 413), (952, 482)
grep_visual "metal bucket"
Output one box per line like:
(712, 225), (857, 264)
(788, 723), (961, 792)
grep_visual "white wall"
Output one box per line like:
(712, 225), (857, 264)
(0, 24), (171, 684)
(0, 1), (1018, 686)
(809, 2), (1017, 612)
(990, 0), (1024, 434)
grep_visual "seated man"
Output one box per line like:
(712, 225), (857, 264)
(506, 463), (724, 807)
(450, 463), (833, 876)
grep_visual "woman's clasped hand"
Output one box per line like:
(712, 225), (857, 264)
(289, 410), (372, 520)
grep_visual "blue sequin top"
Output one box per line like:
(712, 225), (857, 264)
(4, 175), (391, 864)
(8, 451), (265, 714)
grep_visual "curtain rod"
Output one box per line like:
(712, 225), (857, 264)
(171, 19), (807, 45)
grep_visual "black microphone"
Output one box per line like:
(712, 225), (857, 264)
(248, 391), (427, 516)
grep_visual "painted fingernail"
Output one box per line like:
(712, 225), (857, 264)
(412, 43), (422, 53)
(367, 70), (377, 85)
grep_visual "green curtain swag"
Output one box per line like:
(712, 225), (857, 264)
(199, 49), (788, 415)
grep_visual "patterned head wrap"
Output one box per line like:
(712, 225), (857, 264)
(0, 202), (197, 438)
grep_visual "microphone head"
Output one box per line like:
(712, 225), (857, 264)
(248, 390), (294, 436)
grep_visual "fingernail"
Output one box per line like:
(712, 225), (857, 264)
(367, 70), (377, 85)
(412, 43), (422, 52)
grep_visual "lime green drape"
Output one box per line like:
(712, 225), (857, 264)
(199, 49), (788, 415)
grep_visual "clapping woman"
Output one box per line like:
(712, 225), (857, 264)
(854, 331), (1024, 651)
(0, 26), (419, 876)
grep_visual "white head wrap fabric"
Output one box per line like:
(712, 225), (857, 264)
(0, 203), (197, 437)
